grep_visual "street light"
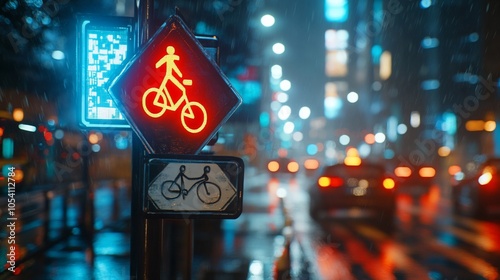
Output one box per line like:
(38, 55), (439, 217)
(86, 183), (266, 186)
(299, 106), (311, 119)
(346, 91), (358, 103)
(272, 42), (285, 54)
(280, 79), (291, 91)
(260, 14), (275, 27)
(271, 64), (283, 79)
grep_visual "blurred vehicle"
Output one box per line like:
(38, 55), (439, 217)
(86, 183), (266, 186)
(452, 157), (500, 218)
(267, 157), (300, 177)
(308, 159), (397, 221)
(391, 164), (436, 194)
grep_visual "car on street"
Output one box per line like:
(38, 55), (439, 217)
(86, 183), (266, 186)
(308, 158), (397, 221)
(391, 164), (436, 194)
(452, 157), (500, 218)
(267, 157), (300, 177)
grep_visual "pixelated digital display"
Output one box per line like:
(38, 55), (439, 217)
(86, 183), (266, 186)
(78, 16), (134, 128)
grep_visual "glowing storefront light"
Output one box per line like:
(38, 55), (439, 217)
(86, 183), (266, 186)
(325, 29), (349, 77)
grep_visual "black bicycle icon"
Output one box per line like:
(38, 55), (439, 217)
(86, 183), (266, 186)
(161, 165), (222, 205)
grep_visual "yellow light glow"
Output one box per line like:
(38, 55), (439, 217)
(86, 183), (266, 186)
(318, 176), (331, 187)
(419, 167), (436, 178)
(364, 133), (375, 144)
(380, 51), (392, 80)
(287, 161), (300, 173)
(346, 147), (359, 157)
(465, 120), (484, 131)
(394, 167), (411, 178)
(484, 121), (496, 132)
(478, 172), (493, 185)
(304, 159), (320, 170)
(448, 165), (461, 176)
(268, 161), (280, 172)
(13, 108), (24, 122)
(14, 170), (24, 182)
(88, 133), (99, 144)
(438, 146), (451, 157)
(344, 156), (361, 166)
(383, 178), (395, 189)
(326, 50), (348, 77)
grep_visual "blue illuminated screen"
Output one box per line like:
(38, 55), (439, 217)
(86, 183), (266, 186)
(80, 19), (132, 128)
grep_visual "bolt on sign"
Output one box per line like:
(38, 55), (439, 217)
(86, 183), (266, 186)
(144, 155), (244, 218)
(107, 15), (242, 154)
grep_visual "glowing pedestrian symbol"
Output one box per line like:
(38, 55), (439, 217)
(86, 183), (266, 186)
(142, 46), (207, 134)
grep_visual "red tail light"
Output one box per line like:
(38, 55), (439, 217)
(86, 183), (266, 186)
(318, 176), (344, 188)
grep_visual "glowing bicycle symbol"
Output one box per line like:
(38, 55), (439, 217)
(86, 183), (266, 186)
(142, 46), (207, 134)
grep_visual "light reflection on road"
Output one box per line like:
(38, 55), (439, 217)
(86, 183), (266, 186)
(281, 173), (500, 280)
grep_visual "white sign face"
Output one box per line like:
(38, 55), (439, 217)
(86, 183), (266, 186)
(147, 162), (237, 211)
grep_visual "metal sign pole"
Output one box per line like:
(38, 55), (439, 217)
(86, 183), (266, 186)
(132, 1), (151, 279)
(134, 3), (192, 279)
(116, 5), (242, 279)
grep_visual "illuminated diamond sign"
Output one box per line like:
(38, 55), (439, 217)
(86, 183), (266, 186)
(107, 15), (241, 154)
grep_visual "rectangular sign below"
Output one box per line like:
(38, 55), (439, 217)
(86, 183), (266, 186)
(143, 154), (244, 219)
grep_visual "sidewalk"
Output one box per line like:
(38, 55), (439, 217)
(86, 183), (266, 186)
(6, 170), (316, 279)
